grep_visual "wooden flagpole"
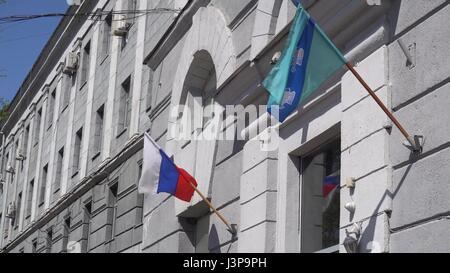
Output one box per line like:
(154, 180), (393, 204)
(144, 133), (236, 234)
(187, 181), (236, 234)
(274, 3), (419, 151)
(345, 62), (419, 151)
(178, 171), (236, 235)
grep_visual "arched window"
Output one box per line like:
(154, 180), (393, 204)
(176, 50), (218, 183)
(172, 50), (218, 253)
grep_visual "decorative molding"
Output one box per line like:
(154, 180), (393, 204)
(17, 120), (25, 130)
(148, 94), (171, 122)
(7, 133), (15, 141)
(91, 8), (103, 21)
(42, 84), (51, 101)
(144, 0), (210, 69)
(56, 61), (65, 76)
(28, 102), (37, 113)
(72, 37), (83, 53)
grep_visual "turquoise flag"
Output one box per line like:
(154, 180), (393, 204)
(263, 5), (347, 122)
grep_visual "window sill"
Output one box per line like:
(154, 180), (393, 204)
(105, 237), (116, 245)
(314, 244), (340, 253)
(38, 202), (44, 207)
(79, 81), (88, 91)
(99, 54), (109, 66)
(71, 170), (79, 179)
(91, 151), (101, 161)
(116, 128), (128, 139)
(181, 140), (191, 150)
(61, 104), (69, 114)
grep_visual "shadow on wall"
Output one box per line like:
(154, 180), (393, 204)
(356, 0), (436, 253)
(358, 154), (415, 253)
(209, 224), (221, 253)
(179, 217), (196, 249)
(179, 220), (237, 253)
(208, 223), (237, 253)
(387, 0), (401, 40)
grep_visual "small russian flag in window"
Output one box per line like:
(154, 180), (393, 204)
(323, 175), (340, 198)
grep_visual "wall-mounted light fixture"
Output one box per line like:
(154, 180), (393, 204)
(270, 51), (281, 65)
(345, 201), (356, 213)
(343, 223), (362, 253)
(16, 150), (26, 161)
(0, 177), (4, 193)
(346, 177), (356, 189)
(5, 164), (15, 174)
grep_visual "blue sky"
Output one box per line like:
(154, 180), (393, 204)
(0, 0), (70, 102)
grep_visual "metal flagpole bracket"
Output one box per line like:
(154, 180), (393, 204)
(227, 224), (238, 237)
(403, 135), (424, 153)
(270, 51), (281, 65)
(345, 62), (423, 154)
(397, 39), (416, 69)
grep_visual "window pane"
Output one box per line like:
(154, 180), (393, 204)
(26, 179), (34, 217)
(62, 217), (71, 252)
(46, 228), (53, 253)
(35, 109), (41, 144)
(15, 192), (22, 228)
(40, 164), (48, 205)
(81, 42), (91, 84)
(23, 125), (30, 157)
(94, 105), (104, 155)
(73, 128), (83, 173)
(102, 13), (112, 58)
(54, 147), (64, 195)
(118, 77), (131, 133)
(47, 90), (56, 128)
(107, 183), (118, 244)
(82, 202), (92, 253)
(62, 75), (71, 109)
(301, 139), (340, 252)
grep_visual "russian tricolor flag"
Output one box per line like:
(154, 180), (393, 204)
(138, 133), (198, 202)
(323, 175), (340, 198)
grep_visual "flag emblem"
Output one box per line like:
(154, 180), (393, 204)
(291, 48), (305, 72)
(281, 88), (296, 108)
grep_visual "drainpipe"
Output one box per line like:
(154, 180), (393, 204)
(0, 131), (5, 179)
(0, 131), (6, 249)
